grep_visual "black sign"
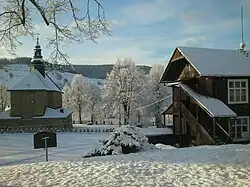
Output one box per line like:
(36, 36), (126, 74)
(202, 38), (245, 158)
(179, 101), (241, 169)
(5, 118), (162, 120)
(34, 131), (57, 149)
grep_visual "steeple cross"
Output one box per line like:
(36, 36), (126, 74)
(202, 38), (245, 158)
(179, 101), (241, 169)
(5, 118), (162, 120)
(36, 33), (40, 44)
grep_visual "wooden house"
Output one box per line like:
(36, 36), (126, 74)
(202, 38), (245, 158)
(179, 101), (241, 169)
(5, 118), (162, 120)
(160, 46), (250, 146)
(0, 38), (73, 129)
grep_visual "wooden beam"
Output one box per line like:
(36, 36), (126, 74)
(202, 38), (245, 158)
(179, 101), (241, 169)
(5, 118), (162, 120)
(196, 105), (200, 146)
(213, 118), (216, 139)
(176, 101), (215, 145)
(179, 88), (182, 146)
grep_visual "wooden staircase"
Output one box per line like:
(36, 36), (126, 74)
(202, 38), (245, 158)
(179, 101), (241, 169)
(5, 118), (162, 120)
(180, 102), (215, 145)
(214, 121), (232, 144)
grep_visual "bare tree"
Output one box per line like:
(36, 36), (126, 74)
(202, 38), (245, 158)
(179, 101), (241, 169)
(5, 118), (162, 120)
(147, 64), (171, 127)
(85, 83), (101, 124)
(62, 82), (72, 108)
(103, 58), (146, 125)
(71, 74), (88, 124)
(0, 83), (10, 112)
(0, 0), (110, 65)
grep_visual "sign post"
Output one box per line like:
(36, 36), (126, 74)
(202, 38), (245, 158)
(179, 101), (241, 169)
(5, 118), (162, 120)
(34, 131), (57, 162)
(42, 136), (50, 161)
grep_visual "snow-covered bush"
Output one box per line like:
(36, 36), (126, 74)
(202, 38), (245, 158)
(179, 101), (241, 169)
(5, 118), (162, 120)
(155, 144), (176, 150)
(84, 125), (155, 158)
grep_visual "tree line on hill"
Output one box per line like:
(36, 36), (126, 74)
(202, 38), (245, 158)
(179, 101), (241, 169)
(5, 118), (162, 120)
(0, 57), (151, 79)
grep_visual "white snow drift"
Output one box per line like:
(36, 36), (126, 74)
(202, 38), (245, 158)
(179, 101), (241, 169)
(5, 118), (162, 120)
(0, 144), (250, 187)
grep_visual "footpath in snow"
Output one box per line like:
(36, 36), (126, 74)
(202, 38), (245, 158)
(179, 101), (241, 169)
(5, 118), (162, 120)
(0, 144), (250, 187)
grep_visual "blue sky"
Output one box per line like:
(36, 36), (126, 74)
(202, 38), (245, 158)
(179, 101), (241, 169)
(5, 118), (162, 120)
(1, 0), (250, 65)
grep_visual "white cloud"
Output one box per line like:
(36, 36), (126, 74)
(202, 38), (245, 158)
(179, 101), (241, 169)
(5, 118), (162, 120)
(67, 34), (211, 66)
(69, 46), (167, 66)
(118, 0), (185, 26)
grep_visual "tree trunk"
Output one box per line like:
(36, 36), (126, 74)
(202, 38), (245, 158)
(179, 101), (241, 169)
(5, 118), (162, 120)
(155, 112), (163, 128)
(78, 104), (82, 124)
(91, 105), (94, 124)
(137, 113), (141, 123)
(123, 103), (129, 125)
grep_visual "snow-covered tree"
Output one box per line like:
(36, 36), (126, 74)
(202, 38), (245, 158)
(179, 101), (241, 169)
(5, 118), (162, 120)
(84, 125), (155, 157)
(85, 84), (101, 124)
(103, 58), (146, 125)
(0, 83), (10, 112)
(70, 74), (88, 123)
(147, 64), (171, 127)
(62, 83), (72, 109)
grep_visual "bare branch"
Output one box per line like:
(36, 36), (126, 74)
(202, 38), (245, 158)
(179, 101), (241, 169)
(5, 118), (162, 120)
(28, 0), (49, 26)
(21, 0), (26, 25)
(0, 0), (111, 65)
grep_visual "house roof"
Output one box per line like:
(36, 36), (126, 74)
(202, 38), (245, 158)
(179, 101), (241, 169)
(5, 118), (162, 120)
(0, 110), (21, 119)
(33, 107), (73, 119)
(0, 107), (72, 120)
(177, 46), (250, 77)
(8, 69), (61, 92)
(176, 83), (237, 118)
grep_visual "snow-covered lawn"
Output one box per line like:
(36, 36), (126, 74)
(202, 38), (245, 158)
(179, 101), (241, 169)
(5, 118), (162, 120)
(0, 134), (250, 187)
(0, 133), (108, 166)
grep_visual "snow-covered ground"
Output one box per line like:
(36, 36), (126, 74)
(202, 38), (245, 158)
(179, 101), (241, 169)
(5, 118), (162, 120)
(0, 132), (250, 186)
(0, 133), (108, 166)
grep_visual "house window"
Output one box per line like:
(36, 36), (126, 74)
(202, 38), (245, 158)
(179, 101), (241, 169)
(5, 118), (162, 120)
(229, 116), (249, 140)
(228, 79), (248, 104)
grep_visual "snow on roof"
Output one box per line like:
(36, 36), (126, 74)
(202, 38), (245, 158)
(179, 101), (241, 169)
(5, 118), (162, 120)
(177, 46), (250, 76)
(0, 110), (21, 119)
(0, 107), (72, 120)
(178, 83), (237, 117)
(139, 126), (173, 136)
(8, 69), (61, 92)
(33, 107), (72, 119)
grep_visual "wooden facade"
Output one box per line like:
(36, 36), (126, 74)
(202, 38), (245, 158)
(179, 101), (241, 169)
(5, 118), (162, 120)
(0, 87), (72, 129)
(10, 90), (62, 117)
(161, 47), (250, 146)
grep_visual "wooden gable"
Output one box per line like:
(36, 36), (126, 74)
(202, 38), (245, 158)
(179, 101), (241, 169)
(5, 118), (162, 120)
(160, 47), (200, 83)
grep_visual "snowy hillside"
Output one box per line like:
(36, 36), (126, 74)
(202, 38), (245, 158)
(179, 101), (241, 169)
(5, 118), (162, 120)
(0, 64), (105, 89)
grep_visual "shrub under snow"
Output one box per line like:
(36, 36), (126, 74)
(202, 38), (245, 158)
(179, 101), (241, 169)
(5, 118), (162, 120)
(84, 125), (155, 158)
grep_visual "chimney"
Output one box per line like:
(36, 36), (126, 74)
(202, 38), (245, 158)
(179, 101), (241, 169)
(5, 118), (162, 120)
(60, 109), (64, 113)
(31, 34), (45, 77)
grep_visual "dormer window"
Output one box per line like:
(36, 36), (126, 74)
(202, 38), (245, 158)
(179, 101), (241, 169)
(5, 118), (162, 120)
(228, 79), (248, 104)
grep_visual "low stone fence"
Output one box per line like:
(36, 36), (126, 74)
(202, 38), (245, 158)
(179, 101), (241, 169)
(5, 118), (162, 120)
(0, 127), (115, 134)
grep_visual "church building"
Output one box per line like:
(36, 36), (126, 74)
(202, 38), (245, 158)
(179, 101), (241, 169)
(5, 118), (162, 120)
(0, 37), (73, 129)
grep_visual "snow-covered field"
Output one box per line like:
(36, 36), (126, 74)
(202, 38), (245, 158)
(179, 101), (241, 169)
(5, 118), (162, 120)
(0, 133), (250, 186)
(0, 133), (108, 166)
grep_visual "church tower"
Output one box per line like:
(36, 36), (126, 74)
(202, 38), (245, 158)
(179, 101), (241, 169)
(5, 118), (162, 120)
(31, 35), (45, 77)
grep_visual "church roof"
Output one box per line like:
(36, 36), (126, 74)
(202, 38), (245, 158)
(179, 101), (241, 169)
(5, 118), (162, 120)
(8, 69), (61, 92)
